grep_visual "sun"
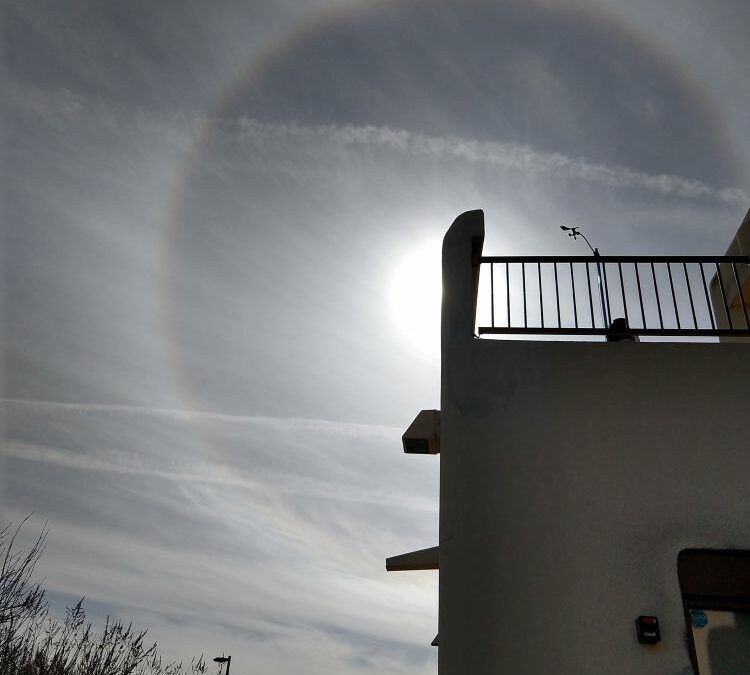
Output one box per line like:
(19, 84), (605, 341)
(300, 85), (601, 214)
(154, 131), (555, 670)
(388, 239), (443, 360)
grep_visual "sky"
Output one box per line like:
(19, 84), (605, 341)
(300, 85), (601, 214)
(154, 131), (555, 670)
(2, 0), (750, 673)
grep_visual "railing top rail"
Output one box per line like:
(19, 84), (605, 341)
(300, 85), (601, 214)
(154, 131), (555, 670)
(479, 255), (750, 264)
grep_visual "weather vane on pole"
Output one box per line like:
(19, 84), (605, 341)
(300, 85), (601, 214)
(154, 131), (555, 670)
(560, 226), (610, 328)
(560, 226), (597, 255)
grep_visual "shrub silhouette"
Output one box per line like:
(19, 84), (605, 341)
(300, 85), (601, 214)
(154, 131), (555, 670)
(1, 518), (208, 675)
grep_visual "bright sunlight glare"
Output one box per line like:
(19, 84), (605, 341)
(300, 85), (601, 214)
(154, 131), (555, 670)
(389, 239), (443, 361)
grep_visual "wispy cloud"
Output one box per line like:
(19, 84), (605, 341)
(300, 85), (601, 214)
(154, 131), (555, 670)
(0, 398), (400, 436)
(1, 398), (439, 673)
(1, 398), (436, 520)
(233, 118), (748, 204)
(11, 84), (747, 205)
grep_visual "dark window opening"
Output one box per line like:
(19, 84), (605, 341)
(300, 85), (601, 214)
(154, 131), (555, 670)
(678, 550), (750, 674)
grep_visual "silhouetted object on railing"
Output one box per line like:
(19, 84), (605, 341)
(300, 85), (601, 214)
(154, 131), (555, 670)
(213, 655), (231, 675)
(478, 255), (750, 338)
(606, 317), (638, 342)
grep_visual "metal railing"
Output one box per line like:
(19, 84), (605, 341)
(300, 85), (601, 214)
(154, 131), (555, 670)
(476, 256), (750, 339)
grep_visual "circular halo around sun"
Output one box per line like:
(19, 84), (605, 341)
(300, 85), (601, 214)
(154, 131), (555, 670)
(389, 239), (443, 361)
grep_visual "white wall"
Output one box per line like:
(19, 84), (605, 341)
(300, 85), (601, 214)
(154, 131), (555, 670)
(438, 210), (750, 675)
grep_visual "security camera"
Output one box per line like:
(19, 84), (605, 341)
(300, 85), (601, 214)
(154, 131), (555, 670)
(402, 409), (440, 454)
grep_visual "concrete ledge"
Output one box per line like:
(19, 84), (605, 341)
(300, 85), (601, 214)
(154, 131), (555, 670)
(386, 546), (439, 571)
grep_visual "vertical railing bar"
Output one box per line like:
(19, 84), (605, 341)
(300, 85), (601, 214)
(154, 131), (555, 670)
(651, 262), (664, 329)
(617, 262), (629, 326)
(715, 262), (732, 329)
(506, 262), (511, 328)
(601, 262), (612, 327)
(570, 261), (578, 328)
(699, 262), (715, 330)
(667, 262), (680, 329)
(554, 262), (561, 328)
(731, 262), (750, 329)
(490, 263), (495, 328)
(634, 263), (646, 329)
(683, 262), (698, 330)
(538, 262), (544, 328)
(585, 262), (595, 329)
(522, 262), (527, 328)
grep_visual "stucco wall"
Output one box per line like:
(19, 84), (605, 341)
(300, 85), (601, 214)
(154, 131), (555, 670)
(710, 207), (750, 336)
(438, 211), (750, 675)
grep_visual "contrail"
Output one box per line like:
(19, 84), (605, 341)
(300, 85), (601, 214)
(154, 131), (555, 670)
(231, 118), (749, 204)
(11, 83), (748, 205)
(0, 398), (400, 437)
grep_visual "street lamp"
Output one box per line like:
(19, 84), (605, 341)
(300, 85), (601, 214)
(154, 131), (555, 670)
(560, 226), (610, 327)
(213, 655), (231, 675)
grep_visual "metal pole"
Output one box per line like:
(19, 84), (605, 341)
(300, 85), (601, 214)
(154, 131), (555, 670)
(560, 226), (609, 328)
(577, 233), (608, 327)
(594, 248), (609, 327)
(213, 655), (231, 675)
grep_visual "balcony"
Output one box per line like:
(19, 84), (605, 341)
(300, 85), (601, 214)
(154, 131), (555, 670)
(475, 256), (750, 340)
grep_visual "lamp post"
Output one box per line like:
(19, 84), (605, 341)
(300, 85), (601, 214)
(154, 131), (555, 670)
(560, 226), (610, 327)
(213, 655), (231, 675)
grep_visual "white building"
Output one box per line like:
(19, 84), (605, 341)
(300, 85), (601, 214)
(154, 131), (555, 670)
(389, 209), (750, 675)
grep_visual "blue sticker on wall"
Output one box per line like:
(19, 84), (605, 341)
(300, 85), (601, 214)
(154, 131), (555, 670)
(690, 609), (708, 628)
